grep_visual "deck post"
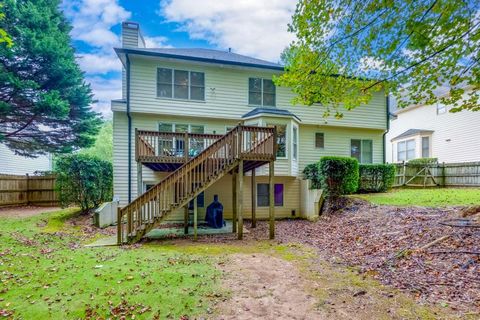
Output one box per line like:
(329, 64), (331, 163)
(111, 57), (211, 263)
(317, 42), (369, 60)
(193, 196), (198, 241)
(232, 170), (237, 233)
(237, 160), (244, 240)
(269, 161), (275, 239)
(184, 205), (189, 234)
(251, 168), (256, 228)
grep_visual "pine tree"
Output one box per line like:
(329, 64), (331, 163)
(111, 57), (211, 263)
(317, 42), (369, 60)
(0, 0), (102, 156)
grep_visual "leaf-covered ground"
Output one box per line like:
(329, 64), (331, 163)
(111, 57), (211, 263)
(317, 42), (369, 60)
(0, 208), (221, 319)
(354, 188), (480, 207)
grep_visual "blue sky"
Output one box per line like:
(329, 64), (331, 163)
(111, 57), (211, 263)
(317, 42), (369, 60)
(62, 0), (296, 117)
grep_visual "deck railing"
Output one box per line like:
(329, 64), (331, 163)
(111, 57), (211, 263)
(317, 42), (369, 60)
(119, 125), (276, 244)
(136, 130), (223, 163)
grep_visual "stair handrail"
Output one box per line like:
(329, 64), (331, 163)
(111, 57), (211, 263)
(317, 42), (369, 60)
(118, 124), (276, 243)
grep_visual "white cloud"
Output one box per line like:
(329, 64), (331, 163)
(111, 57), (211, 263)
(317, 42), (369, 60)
(160, 0), (296, 62)
(63, 0), (131, 51)
(76, 53), (122, 74)
(86, 76), (122, 117)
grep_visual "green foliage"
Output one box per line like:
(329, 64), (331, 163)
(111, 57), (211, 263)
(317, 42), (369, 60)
(318, 156), (359, 197)
(0, 0), (101, 156)
(0, 4), (12, 47)
(79, 121), (113, 162)
(55, 154), (112, 213)
(358, 164), (395, 193)
(407, 157), (438, 165)
(277, 0), (479, 117)
(302, 162), (322, 189)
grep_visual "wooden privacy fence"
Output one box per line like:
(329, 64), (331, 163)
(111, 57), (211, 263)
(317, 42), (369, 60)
(0, 174), (58, 207)
(393, 161), (480, 187)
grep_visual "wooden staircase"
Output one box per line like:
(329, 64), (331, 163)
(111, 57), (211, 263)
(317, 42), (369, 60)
(117, 125), (277, 244)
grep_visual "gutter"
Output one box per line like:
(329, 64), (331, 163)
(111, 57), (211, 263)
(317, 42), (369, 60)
(382, 94), (390, 163)
(126, 54), (132, 203)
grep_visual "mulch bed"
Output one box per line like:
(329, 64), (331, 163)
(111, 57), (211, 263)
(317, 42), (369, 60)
(196, 199), (480, 313)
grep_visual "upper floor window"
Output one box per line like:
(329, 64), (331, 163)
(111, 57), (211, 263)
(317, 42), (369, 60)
(157, 68), (205, 101)
(248, 78), (276, 106)
(397, 139), (416, 161)
(351, 139), (373, 163)
(436, 103), (447, 114)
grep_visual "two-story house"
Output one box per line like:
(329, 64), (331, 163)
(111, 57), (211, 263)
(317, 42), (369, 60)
(112, 22), (388, 243)
(386, 89), (480, 163)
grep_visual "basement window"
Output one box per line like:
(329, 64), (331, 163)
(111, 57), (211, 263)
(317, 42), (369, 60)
(257, 183), (284, 207)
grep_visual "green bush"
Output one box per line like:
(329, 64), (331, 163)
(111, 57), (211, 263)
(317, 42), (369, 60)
(303, 163), (322, 189)
(407, 157), (438, 165)
(55, 154), (112, 213)
(318, 156), (359, 197)
(358, 164), (395, 193)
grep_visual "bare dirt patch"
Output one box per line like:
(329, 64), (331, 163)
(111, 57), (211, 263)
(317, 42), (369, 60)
(216, 253), (326, 320)
(0, 205), (60, 218)
(245, 199), (480, 315)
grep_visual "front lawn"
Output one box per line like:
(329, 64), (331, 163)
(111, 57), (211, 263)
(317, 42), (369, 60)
(0, 208), (220, 319)
(355, 187), (480, 207)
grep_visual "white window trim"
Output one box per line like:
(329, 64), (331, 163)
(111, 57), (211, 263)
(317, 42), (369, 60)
(248, 78), (276, 107)
(315, 132), (325, 149)
(396, 138), (416, 162)
(421, 135), (431, 158)
(267, 123), (288, 160)
(157, 68), (205, 101)
(292, 125), (298, 161)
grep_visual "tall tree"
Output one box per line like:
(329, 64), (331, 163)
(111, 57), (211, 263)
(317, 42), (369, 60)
(79, 121), (113, 162)
(277, 0), (480, 117)
(0, 0), (102, 157)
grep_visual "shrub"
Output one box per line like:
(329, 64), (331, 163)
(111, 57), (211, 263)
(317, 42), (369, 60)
(55, 154), (112, 213)
(407, 157), (438, 165)
(318, 156), (359, 197)
(358, 164), (395, 193)
(302, 163), (322, 189)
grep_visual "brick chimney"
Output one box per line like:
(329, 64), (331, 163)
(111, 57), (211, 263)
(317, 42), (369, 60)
(122, 21), (145, 48)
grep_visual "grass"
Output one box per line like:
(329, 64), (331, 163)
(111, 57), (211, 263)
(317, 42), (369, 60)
(354, 187), (480, 207)
(0, 208), (221, 319)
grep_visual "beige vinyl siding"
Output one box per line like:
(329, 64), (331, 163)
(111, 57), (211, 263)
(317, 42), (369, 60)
(122, 26), (140, 48)
(386, 95), (480, 163)
(0, 144), (52, 175)
(298, 125), (384, 175)
(145, 174), (301, 222)
(126, 56), (387, 130)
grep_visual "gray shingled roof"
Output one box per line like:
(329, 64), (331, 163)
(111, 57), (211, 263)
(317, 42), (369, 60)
(242, 107), (301, 121)
(391, 129), (434, 141)
(116, 47), (283, 70)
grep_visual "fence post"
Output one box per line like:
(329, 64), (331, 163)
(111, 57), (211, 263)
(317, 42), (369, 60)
(402, 161), (406, 186)
(442, 162), (446, 187)
(26, 173), (30, 205)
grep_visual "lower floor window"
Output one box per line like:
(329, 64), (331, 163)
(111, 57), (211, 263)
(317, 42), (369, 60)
(257, 183), (284, 207)
(351, 139), (373, 163)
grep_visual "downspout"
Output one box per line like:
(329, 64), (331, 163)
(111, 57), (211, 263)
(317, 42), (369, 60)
(126, 54), (132, 203)
(382, 94), (390, 163)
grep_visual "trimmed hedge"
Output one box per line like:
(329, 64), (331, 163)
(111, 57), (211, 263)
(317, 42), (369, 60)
(358, 164), (395, 193)
(303, 162), (322, 189)
(318, 156), (359, 197)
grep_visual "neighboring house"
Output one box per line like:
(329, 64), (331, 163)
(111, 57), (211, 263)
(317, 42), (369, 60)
(111, 21), (388, 228)
(386, 91), (480, 163)
(0, 144), (52, 175)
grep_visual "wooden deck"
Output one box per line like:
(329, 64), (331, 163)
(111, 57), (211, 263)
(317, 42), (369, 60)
(119, 125), (277, 244)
